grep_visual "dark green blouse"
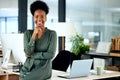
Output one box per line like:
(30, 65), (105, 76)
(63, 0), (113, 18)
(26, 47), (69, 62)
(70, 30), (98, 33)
(19, 28), (57, 80)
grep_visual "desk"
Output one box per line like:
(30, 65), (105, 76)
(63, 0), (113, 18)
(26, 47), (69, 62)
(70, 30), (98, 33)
(0, 73), (19, 80)
(51, 70), (120, 80)
(84, 52), (120, 59)
(0, 67), (19, 80)
(83, 51), (120, 66)
(0, 68), (120, 80)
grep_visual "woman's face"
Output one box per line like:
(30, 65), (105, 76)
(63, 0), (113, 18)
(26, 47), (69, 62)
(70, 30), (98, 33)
(34, 9), (47, 28)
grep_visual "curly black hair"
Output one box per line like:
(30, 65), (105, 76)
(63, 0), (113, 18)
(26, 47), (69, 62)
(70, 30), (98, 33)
(30, 1), (49, 16)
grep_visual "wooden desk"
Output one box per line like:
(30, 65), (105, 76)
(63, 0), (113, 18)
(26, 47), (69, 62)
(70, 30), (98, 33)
(0, 67), (19, 80)
(0, 73), (19, 80)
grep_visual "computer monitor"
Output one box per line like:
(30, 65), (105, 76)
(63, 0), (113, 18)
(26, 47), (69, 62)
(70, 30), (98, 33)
(0, 33), (26, 66)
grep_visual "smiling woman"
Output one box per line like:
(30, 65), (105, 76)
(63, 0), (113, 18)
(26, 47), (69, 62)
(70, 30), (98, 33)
(19, 1), (57, 80)
(1, 1), (120, 77)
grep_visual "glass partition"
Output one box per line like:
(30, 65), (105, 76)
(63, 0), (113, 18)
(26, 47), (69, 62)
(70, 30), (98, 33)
(66, 0), (120, 49)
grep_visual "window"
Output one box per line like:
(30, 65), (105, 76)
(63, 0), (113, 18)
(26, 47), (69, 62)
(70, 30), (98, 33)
(0, 17), (18, 33)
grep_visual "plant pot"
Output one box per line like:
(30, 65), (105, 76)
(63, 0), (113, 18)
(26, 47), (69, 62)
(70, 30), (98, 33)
(72, 53), (81, 60)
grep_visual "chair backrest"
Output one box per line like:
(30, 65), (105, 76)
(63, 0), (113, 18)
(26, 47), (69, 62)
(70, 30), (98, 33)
(52, 50), (74, 72)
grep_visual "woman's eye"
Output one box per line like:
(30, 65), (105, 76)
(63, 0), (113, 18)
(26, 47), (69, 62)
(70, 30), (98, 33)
(41, 15), (44, 18)
(35, 15), (38, 18)
(34, 15), (45, 19)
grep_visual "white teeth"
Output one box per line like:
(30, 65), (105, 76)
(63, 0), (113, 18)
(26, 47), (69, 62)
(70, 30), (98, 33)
(38, 22), (42, 24)
(38, 22), (42, 26)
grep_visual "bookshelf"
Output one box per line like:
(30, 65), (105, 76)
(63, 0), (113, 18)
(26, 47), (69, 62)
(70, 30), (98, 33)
(111, 37), (120, 51)
(110, 37), (120, 57)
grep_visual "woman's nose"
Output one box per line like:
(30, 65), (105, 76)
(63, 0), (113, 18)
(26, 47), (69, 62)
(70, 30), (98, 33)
(38, 17), (41, 21)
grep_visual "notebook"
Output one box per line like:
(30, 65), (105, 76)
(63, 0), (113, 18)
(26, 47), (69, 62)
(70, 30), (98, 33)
(58, 59), (93, 79)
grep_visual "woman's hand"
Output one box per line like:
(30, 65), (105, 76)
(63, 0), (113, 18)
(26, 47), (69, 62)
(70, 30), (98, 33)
(32, 27), (43, 40)
(25, 54), (31, 58)
(37, 27), (43, 39)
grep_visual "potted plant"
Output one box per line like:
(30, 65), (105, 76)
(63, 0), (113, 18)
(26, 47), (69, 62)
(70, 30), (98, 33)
(70, 33), (90, 59)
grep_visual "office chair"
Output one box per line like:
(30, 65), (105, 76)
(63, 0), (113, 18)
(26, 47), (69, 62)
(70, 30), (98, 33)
(52, 50), (76, 72)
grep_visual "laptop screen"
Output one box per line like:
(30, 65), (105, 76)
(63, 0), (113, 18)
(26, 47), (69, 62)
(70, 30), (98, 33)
(70, 59), (93, 77)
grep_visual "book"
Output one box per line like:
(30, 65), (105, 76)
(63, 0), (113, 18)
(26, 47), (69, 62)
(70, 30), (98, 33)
(110, 52), (120, 57)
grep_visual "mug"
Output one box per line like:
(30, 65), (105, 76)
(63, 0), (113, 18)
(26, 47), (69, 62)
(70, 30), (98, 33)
(96, 66), (104, 75)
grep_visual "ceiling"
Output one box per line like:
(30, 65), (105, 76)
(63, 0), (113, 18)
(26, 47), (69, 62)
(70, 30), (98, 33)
(67, 0), (120, 9)
(41, 0), (120, 12)
(0, 0), (120, 17)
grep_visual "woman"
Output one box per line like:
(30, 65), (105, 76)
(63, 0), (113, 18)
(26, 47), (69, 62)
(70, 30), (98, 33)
(19, 1), (57, 80)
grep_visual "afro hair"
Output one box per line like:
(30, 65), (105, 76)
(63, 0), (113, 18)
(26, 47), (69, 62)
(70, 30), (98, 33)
(30, 1), (49, 16)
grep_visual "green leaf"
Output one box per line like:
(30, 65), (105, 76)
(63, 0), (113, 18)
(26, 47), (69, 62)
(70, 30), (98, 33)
(70, 33), (90, 55)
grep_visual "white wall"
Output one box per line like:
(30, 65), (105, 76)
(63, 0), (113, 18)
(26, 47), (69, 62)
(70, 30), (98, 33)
(0, 0), (18, 8)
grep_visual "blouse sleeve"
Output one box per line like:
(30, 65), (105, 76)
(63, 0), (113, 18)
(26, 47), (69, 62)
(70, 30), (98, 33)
(24, 30), (35, 56)
(31, 31), (57, 59)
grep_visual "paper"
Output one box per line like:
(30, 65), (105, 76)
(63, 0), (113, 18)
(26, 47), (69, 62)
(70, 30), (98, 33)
(93, 58), (105, 71)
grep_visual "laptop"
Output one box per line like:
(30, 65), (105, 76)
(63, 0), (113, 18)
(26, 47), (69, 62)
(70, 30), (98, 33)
(58, 59), (93, 79)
